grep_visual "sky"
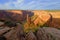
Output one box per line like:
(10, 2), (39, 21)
(0, 0), (60, 10)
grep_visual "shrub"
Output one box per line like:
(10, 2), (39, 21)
(4, 21), (17, 27)
(0, 20), (5, 22)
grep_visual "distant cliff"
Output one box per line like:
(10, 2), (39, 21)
(0, 10), (34, 22)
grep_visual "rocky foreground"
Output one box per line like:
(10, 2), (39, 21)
(0, 23), (60, 40)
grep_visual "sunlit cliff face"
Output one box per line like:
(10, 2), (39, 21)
(32, 10), (51, 24)
(6, 10), (23, 15)
(32, 10), (48, 15)
(49, 12), (60, 18)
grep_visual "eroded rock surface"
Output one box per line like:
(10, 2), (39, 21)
(25, 31), (37, 40)
(37, 27), (60, 40)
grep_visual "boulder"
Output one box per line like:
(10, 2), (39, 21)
(37, 27), (60, 40)
(25, 31), (37, 40)
(43, 27), (60, 40)
(37, 28), (50, 40)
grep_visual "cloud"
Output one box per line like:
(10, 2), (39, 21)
(12, 0), (24, 7)
(0, 0), (60, 10)
(34, 0), (60, 10)
(0, 0), (24, 9)
(41, 2), (60, 10)
(19, 1), (36, 10)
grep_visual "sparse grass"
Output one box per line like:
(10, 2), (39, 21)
(41, 23), (49, 27)
(23, 15), (49, 33)
(23, 22), (49, 33)
(23, 15), (38, 33)
(24, 22), (40, 33)
(31, 15), (38, 21)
